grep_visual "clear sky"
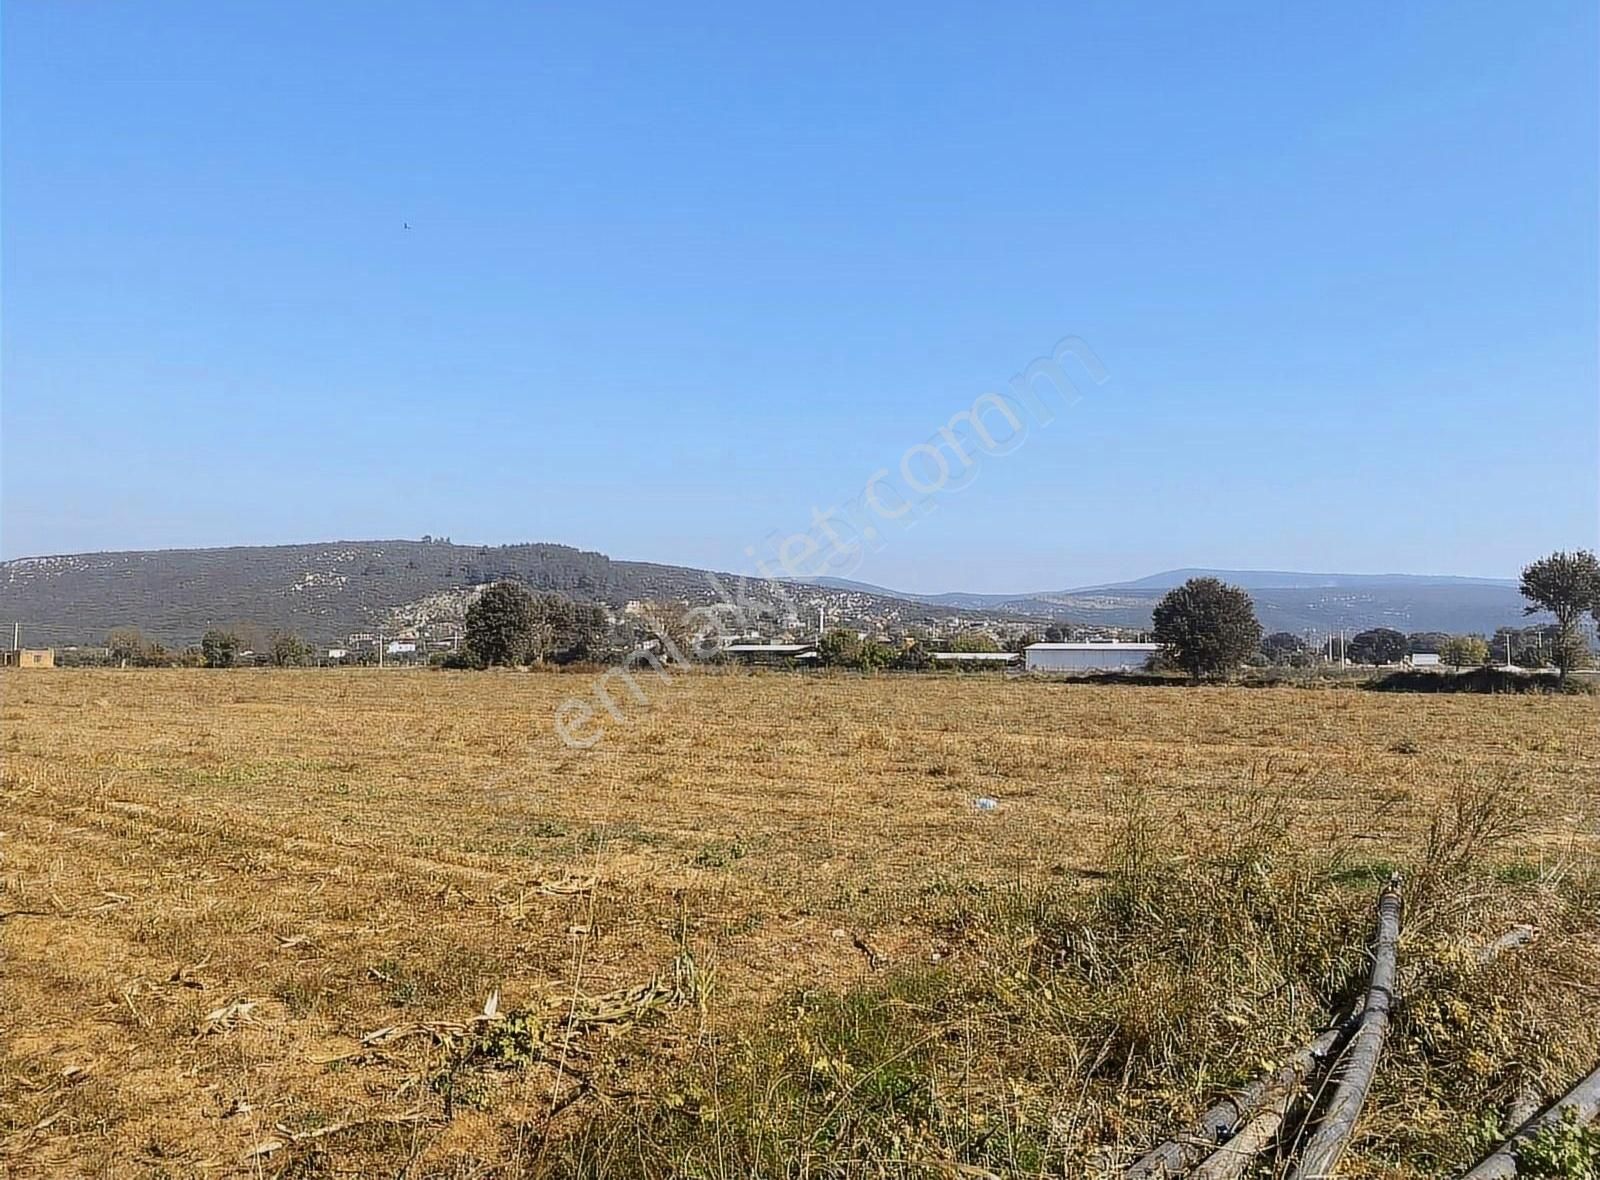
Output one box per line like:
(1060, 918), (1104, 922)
(3, 2), (1596, 591)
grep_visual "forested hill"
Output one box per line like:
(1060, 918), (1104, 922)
(0, 540), (737, 646)
(0, 539), (969, 647)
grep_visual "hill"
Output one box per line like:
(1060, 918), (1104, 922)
(2, 543), (1537, 649)
(0, 540), (962, 648)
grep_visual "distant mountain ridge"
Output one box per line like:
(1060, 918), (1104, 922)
(805, 567), (1528, 635)
(809, 568), (1516, 601)
(1, 542), (1534, 648)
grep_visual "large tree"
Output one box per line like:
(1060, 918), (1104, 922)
(200, 629), (239, 669)
(945, 631), (1001, 653)
(1151, 577), (1262, 680)
(1345, 628), (1409, 666)
(1406, 631), (1451, 655)
(818, 628), (892, 670)
(1438, 635), (1489, 668)
(1261, 631), (1307, 663)
(1520, 550), (1600, 681)
(108, 626), (160, 667)
(464, 581), (538, 667)
(270, 632), (311, 667)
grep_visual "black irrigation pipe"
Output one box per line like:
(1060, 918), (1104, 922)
(1455, 1061), (1600, 1179)
(1286, 875), (1403, 1180)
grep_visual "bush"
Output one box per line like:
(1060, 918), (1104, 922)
(1369, 667), (1579, 694)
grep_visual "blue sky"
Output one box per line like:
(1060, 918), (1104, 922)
(3, 2), (1595, 590)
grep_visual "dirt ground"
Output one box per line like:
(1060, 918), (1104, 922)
(2, 669), (1596, 1177)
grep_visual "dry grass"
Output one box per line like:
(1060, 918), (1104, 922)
(1, 669), (1597, 1178)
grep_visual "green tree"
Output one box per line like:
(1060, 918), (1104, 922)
(107, 626), (159, 666)
(1151, 577), (1263, 680)
(1520, 550), (1600, 681)
(1438, 635), (1489, 667)
(200, 629), (239, 668)
(892, 641), (933, 671)
(1261, 631), (1306, 664)
(945, 631), (1001, 653)
(270, 632), (311, 667)
(817, 628), (892, 670)
(1345, 628), (1409, 666)
(1406, 631), (1451, 655)
(465, 582), (538, 667)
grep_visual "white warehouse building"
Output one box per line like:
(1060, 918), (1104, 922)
(1025, 641), (1160, 673)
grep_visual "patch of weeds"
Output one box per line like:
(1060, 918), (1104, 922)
(693, 841), (746, 868)
(432, 1010), (544, 1114)
(476, 1010), (543, 1067)
(274, 1148), (335, 1180)
(273, 977), (321, 1019)
(1330, 858), (1401, 887)
(371, 958), (421, 1007)
(433, 1067), (505, 1112)
(1494, 861), (1545, 886)
(370, 950), (506, 1009)
(528, 819), (569, 838)
(1518, 1109), (1600, 1178)
(280, 1106), (335, 1134)
(1389, 736), (1422, 755)
(578, 823), (668, 851)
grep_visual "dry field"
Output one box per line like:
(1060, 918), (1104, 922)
(2, 669), (1597, 1178)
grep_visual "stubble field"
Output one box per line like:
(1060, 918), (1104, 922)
(2, 669), (1597, 1178)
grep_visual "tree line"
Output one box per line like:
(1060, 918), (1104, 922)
(65, 549), (1600, 682)
(1151, 550), (1600, 681)
(75, 626), (317, 668)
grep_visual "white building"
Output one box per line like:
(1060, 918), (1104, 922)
(1025, 641), (1160, 673)
(1407, 652), (1442, 668)
(930, 651), (1018, 665)
(723, 643), (819, 664)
